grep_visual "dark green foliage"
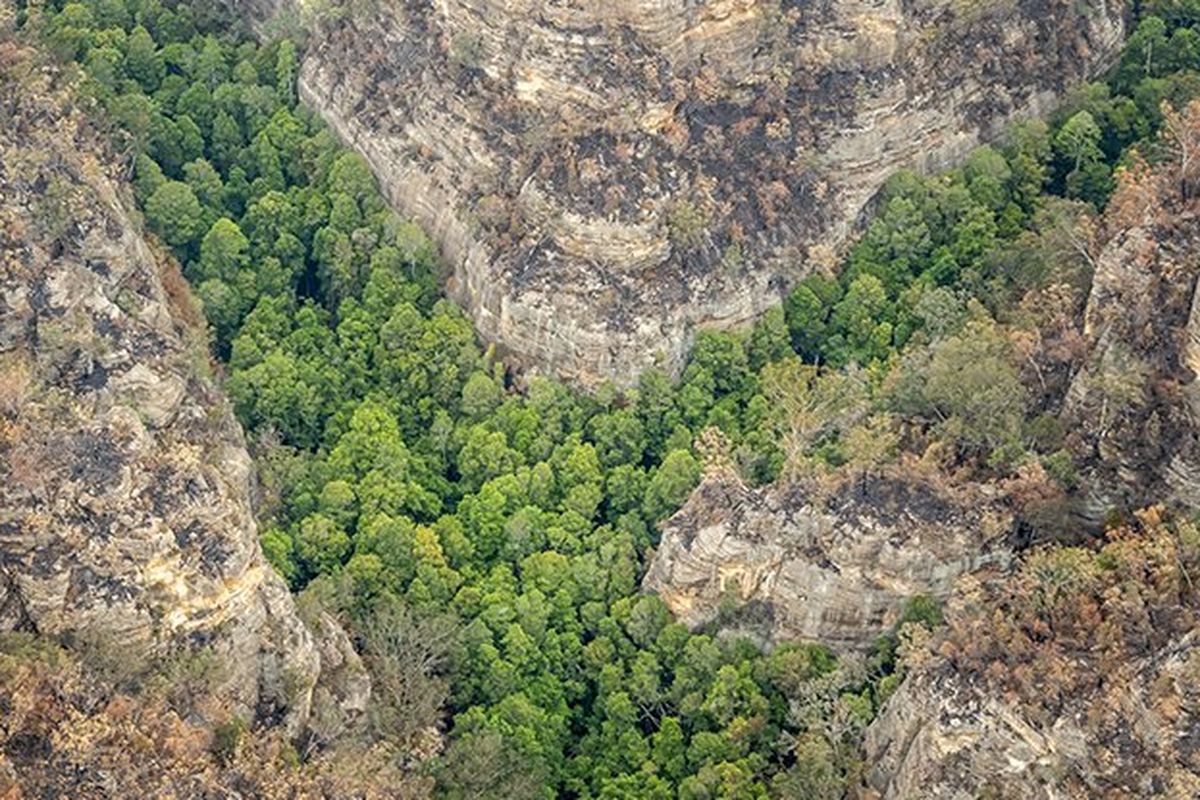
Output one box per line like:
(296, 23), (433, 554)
(28, 3), (871, 795)
(32, 0), (1192, 795)
(784, 273), (842, 361)
(212, 715), (248, 766)
(144, 180), (202, 247)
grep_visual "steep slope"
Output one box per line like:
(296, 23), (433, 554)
(0, 632), (422, 799)
(643, 467), (1013, 649)
(245, 0), (1124, 386)
(1061, 121), (1200, 521)
(0, 21), (365, 747)
(855, 120), (1200, 797)
(858, 509), (1200, 799)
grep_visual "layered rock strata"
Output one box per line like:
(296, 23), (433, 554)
(860, 630), (1200, 799)
(859, 510), (1200, 798)
(246, 0), (1124, 385)
(642, 470), (1013, 648)
(1062, 145), (1200, 520)
(0, 40), (365, 737)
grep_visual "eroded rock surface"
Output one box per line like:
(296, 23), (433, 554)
(642, 470), (1013, 648)
(858, 511), (1200, 799)
(0, 39), (365, 738)
(243, 0), (1124, 386)
(860, 631), (1200, 799)
(1063, 151), (1200, 520)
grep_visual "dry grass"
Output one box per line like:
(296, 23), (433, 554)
(156, 249), (206, 332)
(0, 351), (34, 418)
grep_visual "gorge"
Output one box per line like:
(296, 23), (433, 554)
(7, 0), (1200, 797)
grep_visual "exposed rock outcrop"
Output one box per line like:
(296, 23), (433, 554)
(0, 636), (424, 799)
(1062, 138), (1200, 521)
(856, 127), (1200, 798)
(0, 32), (364, 739)
(861, 630), (1200, 799)
(243, 0), (1124, 386)
(859, 509), (1200, 799)
(642, 469), (1013, 649)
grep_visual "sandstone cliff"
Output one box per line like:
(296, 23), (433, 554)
(0, 633), (423, 799)
(245, 0), (1124, 386)
(642, 468), (1013, 649)
(1061, 134), (1200, 521)
(0, 31), (365, 742)
(858, 509), (1200, 799)
(840, 105), (1200, 800)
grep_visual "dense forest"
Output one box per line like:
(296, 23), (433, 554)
(16, 0), (1200, 796)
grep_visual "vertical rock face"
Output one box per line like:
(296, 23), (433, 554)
(245, 0), (1123, 386)
(642, 470), (1013, 649)
(1062, 157), (1200, 520)
(0, 43), (364, 737)
(859, 631), (1200, 799)
(858, 511), (1200, 799)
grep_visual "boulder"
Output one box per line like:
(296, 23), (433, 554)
(643, 469), (1013, 649)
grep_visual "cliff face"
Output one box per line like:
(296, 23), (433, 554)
(839, 109), (1200, 800)
(1059, 151), (1200, 522)
(244, 0), (1124, 385)
(0, 36), (365, 740)
(642, 469), (1013, 649)
(860, 631), (1200, 799)
(858, 509), (1200, 799)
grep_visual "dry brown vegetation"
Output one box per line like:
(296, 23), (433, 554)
(937, 506), (1199, 717)
(0, 636), (432, 800)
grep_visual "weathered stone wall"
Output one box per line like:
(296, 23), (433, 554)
(642, 470), (1013, 649)
(857, 509), (1200, 798)
(1062, 159), (1200, 520)
(0, 48), (365, 738)
(244, 0), (1125, 386)
(858, 629), (1200, 799)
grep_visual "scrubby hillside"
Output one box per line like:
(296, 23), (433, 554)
(860, 508), (1200, 799)
(856, 92), (1200, 799)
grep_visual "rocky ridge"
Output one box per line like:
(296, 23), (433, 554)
(643, 467), (1014, 649)
(0, 26), (366, 742)
(858, 509), (1200, 799)
(854, 133), (1200, 797)
(1062, 141), (1200, 521)
(244, 0), (1125, 386)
